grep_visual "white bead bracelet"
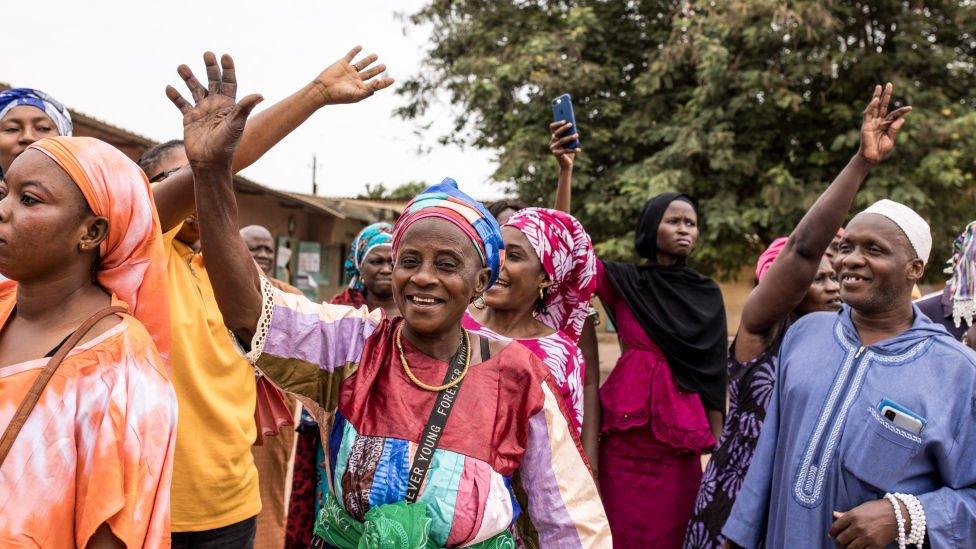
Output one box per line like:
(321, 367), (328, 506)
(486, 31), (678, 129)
(894, 492), (926, 546)
(885, 493), (907, 549)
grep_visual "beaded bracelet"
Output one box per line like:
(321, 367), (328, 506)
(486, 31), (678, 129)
(894, 492), (926, 546)
(885, 493), (907, 549)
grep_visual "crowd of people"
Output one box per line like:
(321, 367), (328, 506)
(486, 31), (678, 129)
(0, 45), (974, 549)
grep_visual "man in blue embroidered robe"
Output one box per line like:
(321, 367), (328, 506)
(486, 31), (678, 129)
(723, 199), (976, 548)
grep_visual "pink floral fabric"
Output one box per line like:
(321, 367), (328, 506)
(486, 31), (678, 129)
(462, 311), (585, 433)
(504, 208), (596, 343)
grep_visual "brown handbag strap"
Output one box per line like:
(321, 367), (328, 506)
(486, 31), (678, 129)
(0, 305), (126, 468)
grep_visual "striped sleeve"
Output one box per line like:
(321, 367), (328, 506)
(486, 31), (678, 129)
(520, 379), (612, 548)
(238, 276), (382, 412)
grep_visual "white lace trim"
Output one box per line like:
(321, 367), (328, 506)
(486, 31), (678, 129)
(794, 322), (928, 507)
(232, 276), (276, 364)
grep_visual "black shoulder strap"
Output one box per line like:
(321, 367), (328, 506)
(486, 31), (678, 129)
(480, 335), (491, 361)
(405, 332), (470, 503)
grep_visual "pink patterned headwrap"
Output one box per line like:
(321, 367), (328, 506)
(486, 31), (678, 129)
(505, 208), (596, 343)
(755, 237), (789, 282)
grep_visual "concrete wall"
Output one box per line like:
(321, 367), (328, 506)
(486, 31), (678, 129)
(235, 193), (376, 301)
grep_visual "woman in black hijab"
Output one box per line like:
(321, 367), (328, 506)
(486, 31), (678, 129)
(595, 192), (727, 548)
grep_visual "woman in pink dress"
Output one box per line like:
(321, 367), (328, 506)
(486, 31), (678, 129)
(595, 193), (727, 548)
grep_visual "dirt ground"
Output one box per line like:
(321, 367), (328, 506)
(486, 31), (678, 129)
(597, 333), (621, 385)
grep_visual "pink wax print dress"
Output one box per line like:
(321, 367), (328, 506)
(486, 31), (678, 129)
(596, 260), (716, 549)
(462, 311), (585, 433)
(493, 207), (597, 435)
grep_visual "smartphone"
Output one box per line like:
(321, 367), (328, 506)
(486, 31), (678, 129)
(551, 94), (581, 150)
(878, 398), (925, 434)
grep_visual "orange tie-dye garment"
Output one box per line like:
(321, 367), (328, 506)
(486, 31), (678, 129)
(0, 136), (177, 547)
(0, 285), (177, 548)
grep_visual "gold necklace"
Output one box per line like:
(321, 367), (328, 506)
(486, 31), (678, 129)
(396, 325), (471, 392)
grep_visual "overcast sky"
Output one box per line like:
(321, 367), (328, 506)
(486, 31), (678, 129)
(1, 0), (505, 199)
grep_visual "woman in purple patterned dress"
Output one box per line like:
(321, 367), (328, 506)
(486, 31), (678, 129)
(684, 83), (909, 548)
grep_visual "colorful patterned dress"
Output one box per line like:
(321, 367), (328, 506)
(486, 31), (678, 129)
(684, 328), (784, 548)
(286, 287), (369, 548)
(246, 279), (610, 548)
(0, 290), (178, 548)
(462, 311), (585, 434)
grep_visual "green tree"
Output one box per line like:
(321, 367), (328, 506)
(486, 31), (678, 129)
(359, 181), (428, 200)
(360, 182), (391, 200)
(398, 0), (976, 277)
(386, 181), (429, 200)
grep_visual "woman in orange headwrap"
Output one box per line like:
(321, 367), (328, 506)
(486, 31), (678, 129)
(0, 136), (177, 548)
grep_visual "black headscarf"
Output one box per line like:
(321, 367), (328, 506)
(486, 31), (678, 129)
(602, 192), (728, 412)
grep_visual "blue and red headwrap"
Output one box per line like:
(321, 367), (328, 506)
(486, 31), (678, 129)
(392, 178), (505, 289)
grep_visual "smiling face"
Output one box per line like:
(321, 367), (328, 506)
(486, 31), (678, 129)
(0, 149), (107, 281)
(484, 226), (547, 311)
(656, 199), (699, 261)
(362, 246), (393, 299)
(834, 214), (923, 315)
(0, 106), (60, 174)
(795, 256), (842, 315)
(393, 217), (490, 336)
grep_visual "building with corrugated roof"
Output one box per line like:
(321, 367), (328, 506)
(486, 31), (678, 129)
(0, 82), (401, 301)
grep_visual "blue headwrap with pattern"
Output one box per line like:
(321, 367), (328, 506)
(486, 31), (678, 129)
(0, 88), (73, 137)
(345, 222), (393, 292)
(392, 178), (505, 289)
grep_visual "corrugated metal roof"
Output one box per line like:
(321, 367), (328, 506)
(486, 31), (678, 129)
(0, 81), (346, 220)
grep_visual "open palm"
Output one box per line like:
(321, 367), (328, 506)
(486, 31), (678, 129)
(311, 46), (395, 106)
(859, 83), (911, 165)
(166, 52), (263, 167)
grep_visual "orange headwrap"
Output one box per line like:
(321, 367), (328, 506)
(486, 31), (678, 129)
(28, 136), (171, 363)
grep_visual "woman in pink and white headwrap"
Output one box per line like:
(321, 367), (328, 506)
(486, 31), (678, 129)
(464, 207), (597, 437)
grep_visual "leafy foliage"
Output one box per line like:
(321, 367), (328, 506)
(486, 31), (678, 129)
(359, 181), (428, 200)
(398, 0), (976, 278)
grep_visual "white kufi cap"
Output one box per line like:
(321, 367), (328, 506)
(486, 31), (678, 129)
(856, 199), (932, 264)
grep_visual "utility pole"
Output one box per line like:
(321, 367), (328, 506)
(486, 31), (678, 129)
(311, 154), (319, 196)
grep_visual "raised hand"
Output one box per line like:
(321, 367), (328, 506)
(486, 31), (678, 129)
(310, 46), (395, 106)
(550, 120), (581, 170)
(165, 52), (263, 169)
(858, 82), (911, 165)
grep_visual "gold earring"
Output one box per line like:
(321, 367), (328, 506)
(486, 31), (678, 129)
(474, 296), (486, 309)
(538, 287), (545, 301)
(79, 243), (89, 250)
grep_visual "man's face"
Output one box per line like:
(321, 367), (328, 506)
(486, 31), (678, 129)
(834, 214), (924, 315)
(243, 231), (275, 275)
(148, 146), (198, 245)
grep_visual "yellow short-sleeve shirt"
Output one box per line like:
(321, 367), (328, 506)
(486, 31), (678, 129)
(165, 228), (261, 531)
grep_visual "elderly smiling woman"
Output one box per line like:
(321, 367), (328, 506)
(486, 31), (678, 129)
(168, 52), (610, 548)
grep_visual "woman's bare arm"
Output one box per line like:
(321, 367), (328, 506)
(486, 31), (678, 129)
(550, 121), (580, 213)
(579, 316), (601, 473)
